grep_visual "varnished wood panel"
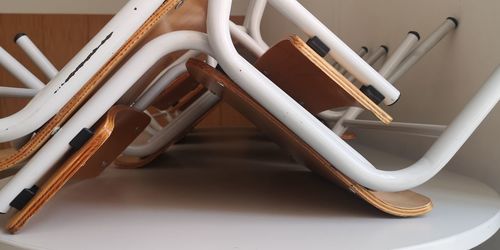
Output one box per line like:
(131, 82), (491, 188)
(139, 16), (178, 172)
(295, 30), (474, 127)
(0, 14), (44, 121)
(42, 15), (88, 70)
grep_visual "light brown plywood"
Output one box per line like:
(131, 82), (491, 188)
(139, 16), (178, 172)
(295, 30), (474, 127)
(290, 36), (392, 123)
(0, 0), (182, 170)
(7, 106), (150, 233)
(187, 59), (431, 217)
(255, 36), (392, 123)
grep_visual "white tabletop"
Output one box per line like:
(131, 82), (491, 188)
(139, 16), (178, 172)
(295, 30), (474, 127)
(0, 132), (498, 250)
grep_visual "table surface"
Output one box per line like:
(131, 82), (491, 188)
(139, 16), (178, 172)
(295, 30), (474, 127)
(0, 130), (498, 250)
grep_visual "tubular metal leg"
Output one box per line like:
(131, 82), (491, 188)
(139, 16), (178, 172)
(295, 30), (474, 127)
(207, 0), (500, 193)
(267, 0), (401, 105)
(334, 18), (458, 135)
(15, 34), (58, 79)
(125, 92), (220, 157)
(388, 18), (458, 83)
(335, 32), (421, 135)
(338, 46), (370, 75)
(0, 47), (44, 89)
(0, 31), (214, 213)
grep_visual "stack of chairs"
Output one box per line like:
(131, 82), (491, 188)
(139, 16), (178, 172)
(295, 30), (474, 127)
(0, 0), (498, 233)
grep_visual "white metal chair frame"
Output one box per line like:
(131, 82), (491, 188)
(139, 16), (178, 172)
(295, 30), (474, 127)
(330, 18), (459, 136)
(230, 0), (451, 140)
(0, 0), (169, 142)
(0, 0), (496, 215)
(207, 0), (500, 194)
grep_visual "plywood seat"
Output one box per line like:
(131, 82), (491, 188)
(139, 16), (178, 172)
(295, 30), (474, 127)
(5, 42), (418, 233)
(0, 0), (208, 172)
(255, 36), (392, 124)
(186, 59), (432, 217)
(115, 34), (392, 169)
(3, 9), (400, 233)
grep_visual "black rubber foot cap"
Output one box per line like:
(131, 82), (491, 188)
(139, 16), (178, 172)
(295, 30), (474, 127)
(306, 36), (330, 57)
(408, 31), (421, 40)
(360, 85), (385, 105)
(14, 33), (27, 43)
(10, 185), (39, 211)
(69, 128), (94, 149)
(447, 17), (459, 28)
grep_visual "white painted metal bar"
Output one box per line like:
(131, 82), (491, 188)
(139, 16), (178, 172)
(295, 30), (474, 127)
(378, 32), (420, 78)
(0, 31), (214, 213)
(325, 47), (380, 116)
(359, 46), (369, 57)
(144, 124), (159, 136)
(339, 46), (369, 75)
(114, 20), (257, 110)
(134, 62), (186, 111)
(365, 46), (389, 66)
(335, 32), (420, 135)
(206, 0), (500, 193)
(144, 110), (163, 131)
(243, 0), (258, 31)
(346, 46), (388, 83)
(206, 56), (218, 67)
(0, 0), (165, 142)
(342, 119), (446, 138)
(267, 0), (401, 105)
(317, 110), (346, 120)
(0, 47), (45, 89)
(0, 86), (38, 98)
(331, 107), (363, 135)
(229, 21), (266, 57)
(131, 18), (271, 156)
(133, 50), (200, 110)
(15, 33), (58, 79)
(125, 92), (220, 157)
(247, 0), (270, 50)
(334, 18), (458, 135)
(388, 18), (459, 83)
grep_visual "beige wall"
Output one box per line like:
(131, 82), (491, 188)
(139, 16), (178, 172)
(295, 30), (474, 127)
(0, 0), (251, 15)
(0, 0), (128, 14)
(260, 0), (500, 248)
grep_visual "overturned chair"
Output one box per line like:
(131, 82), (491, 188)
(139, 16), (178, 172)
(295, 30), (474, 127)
(0, 0), (498, 234)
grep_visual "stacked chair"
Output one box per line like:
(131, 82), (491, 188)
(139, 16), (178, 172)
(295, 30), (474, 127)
(0, 0), (498, 233)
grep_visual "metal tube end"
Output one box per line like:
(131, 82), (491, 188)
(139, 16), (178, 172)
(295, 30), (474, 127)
(446, 17), (459, 28)
(408, 31), (421, 40)
(14, 33), (27, 43)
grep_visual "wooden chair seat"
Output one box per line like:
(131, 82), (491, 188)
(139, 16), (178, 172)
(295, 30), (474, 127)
(0, 0), (207, 172)
(255, 36), (392, 123)
(186, 59), (431, 217)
